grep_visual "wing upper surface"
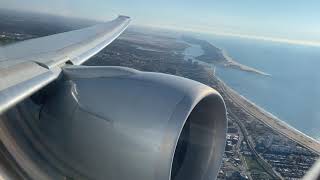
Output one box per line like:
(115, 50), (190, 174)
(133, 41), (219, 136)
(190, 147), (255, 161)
(0, 15), (130, 114)
(0, 15), (130, 68)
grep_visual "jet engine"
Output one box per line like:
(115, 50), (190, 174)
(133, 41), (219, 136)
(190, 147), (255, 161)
(0, 66), (227, 180)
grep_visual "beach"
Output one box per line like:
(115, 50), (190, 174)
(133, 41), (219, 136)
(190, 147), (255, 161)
(221, 49), (271, 76)
(216, 77), (320, 154)
(183, 36), (320, 154)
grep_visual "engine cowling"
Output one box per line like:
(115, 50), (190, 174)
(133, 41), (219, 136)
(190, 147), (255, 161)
(1, 66), (227, 180)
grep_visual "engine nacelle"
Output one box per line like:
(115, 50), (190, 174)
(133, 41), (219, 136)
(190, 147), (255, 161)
(37, 66), (227, 180)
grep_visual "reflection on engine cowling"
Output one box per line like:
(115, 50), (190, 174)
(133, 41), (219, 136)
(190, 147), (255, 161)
(0, 66), (227, 180)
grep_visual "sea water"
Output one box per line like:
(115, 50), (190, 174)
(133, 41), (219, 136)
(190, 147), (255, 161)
(187, 34), (320, 140)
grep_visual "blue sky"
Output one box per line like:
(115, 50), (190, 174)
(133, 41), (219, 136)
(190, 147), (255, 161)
(2, 0), (320, 46)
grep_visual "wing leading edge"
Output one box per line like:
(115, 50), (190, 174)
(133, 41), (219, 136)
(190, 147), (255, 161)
(0, 15), (131, 114)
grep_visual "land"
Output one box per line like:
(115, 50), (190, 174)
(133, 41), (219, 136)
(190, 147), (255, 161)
(1, 10), (319, 179)
(87, 30), (320, 179)
(182, 36), (271, 76)
(220, 79), (320, 154)
(84, 30), (319, 179)
(0, 8), (97, 45)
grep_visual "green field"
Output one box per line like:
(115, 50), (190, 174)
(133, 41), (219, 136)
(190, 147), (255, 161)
(244, 155), (275, 179)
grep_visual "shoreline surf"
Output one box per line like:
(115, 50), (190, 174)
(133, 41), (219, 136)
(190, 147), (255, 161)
(216, 77), (320, 154)
(182, 39), (320, 154)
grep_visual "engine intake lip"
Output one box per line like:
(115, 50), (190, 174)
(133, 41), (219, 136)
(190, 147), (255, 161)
(169, 94), (227, 180)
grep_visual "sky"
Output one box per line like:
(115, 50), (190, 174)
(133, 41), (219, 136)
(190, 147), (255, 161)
(2, 0), (320, 46)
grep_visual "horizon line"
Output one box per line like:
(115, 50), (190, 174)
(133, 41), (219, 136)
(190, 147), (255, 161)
(2, 8), (320, 48)
(136, 24), (320, 48)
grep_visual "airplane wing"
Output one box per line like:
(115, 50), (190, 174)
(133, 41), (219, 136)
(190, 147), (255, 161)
(0, 14), (227, 180)
(0, 15), (131, 114)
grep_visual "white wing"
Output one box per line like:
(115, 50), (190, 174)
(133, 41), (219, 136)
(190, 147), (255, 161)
(0, 15), (131, 114)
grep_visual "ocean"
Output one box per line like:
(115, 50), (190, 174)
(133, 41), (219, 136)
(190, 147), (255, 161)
(186, 34), (320, 140)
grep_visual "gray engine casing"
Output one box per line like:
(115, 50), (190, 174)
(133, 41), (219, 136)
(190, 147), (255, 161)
(37, 66), (227, 180)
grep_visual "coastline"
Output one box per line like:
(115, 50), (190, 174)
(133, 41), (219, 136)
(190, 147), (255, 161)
(182, 37), (320, 154)
(220, 49), (271, 76)
(182, 36), (271, 77)
(216, 77), (320, 154)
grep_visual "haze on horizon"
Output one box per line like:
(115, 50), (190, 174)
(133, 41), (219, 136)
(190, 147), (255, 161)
(1, 0), (320, 47)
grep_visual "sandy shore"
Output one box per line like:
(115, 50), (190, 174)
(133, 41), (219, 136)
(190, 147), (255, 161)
(221, 49), (271, 76)
(217, 78), (320, 155)
(183, 37), (319, 154)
